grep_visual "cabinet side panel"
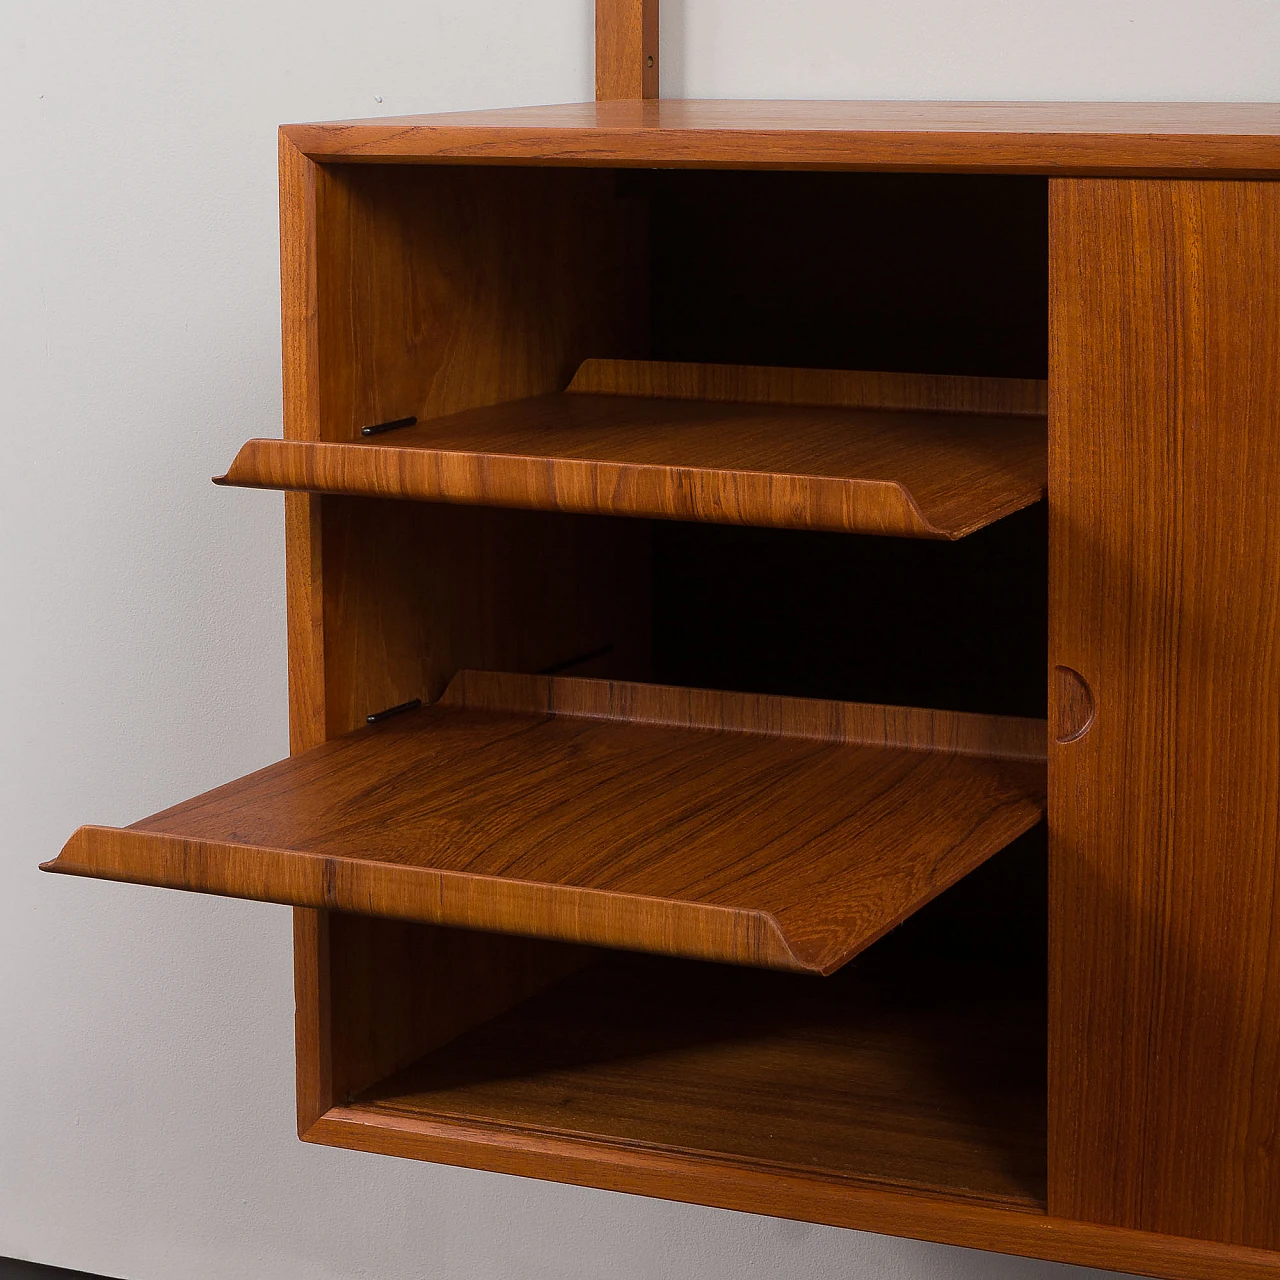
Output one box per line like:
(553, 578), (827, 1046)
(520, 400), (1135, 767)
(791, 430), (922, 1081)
(327, 918), (591, 1104)
(1049, 178), (1280, 1247)
(280, 135), (335, 1130)
(320, 500), (651, 733)
(316, 164), (648, 442)
(280, 134), (327, 752)
(309, 164), (651, 1106)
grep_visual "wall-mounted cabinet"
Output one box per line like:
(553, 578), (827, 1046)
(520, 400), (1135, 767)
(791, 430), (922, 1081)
(44, 100), (1280, 1280)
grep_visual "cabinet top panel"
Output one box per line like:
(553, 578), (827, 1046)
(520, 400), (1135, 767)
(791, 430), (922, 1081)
(283, 99), (1280, 175)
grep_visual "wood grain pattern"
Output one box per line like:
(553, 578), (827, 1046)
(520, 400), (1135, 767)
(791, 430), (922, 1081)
(293, 903), (332, 1131)
(1051, 665), (1094, 744)
(303, 500), (645, 1127)
(281, 100), (1280, 176)
(279, 133), (327, 755)
(325, 916), (590, 1105)
(311, 165), (647, 443)
(1049, 179), (1280, 1248)
(357, 949), (1047, 1207)
(219, 390), (1046, 540)
(440, 670), (1047, 759)
(289, 154), (651, 1125)
(278, 132), (333, 1132)
(317, 500), (650, 734)
(45, 671), (1046, 975)
(569, 357), (1048, 416)
(596, 0), (658, 101)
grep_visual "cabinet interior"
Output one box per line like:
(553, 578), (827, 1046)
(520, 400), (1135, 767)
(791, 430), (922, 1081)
(301, 162), (1052, 1210)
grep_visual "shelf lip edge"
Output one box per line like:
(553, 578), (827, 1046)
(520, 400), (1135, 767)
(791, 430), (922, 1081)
(436, 669), (1049, 762)
(217, 435), (1045, 542)
(42, 826), (816, 973)
(564, 358), (1049, 418)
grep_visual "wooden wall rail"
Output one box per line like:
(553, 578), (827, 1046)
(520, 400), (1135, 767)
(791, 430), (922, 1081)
(596, 0), (659, 100)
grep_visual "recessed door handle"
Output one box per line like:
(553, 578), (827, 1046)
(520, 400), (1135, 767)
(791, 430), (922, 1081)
(1053, 665), (1095, 743)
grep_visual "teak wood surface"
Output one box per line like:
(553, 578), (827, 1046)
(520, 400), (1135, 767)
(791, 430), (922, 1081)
(1049, 179), (1280, 1250)
(219, 360), (1047, 539)
(276, 131), (658, 1165)
(569, 358), (1048, 416)
(307, 165), (646, 447)
(281, 100), (1280, 176)
(596, 0), (658, 101)
(45, 671), (1046, 976)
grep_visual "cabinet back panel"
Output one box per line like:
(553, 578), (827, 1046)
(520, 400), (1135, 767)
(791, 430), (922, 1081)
(648, 171), (1048, 380)
(652, 505), (1047, 719)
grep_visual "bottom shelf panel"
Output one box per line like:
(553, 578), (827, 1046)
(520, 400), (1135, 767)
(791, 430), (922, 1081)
(353, 943), (1047, 1209)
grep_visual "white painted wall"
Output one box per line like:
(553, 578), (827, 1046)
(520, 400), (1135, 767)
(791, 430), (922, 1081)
(3, 2), (1275, 1277)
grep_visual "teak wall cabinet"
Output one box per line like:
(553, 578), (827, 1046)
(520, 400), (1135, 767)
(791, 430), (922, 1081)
(42, 94), (1280, 1280)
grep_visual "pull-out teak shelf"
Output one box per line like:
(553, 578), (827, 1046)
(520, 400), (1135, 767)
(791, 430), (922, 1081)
(218, 360), (1048, 539)
(46, 672), (1046, 975)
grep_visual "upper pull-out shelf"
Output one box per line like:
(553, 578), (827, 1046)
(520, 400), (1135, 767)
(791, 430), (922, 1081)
(218, 360), (1047, 539)
(45, 671), (1046, 975)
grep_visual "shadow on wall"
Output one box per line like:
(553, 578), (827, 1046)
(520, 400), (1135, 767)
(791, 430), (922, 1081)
(0, 1259), (118, 1280)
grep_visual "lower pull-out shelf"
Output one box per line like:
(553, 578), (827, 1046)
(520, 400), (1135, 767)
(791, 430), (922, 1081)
(45, 671), (1046, 975)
